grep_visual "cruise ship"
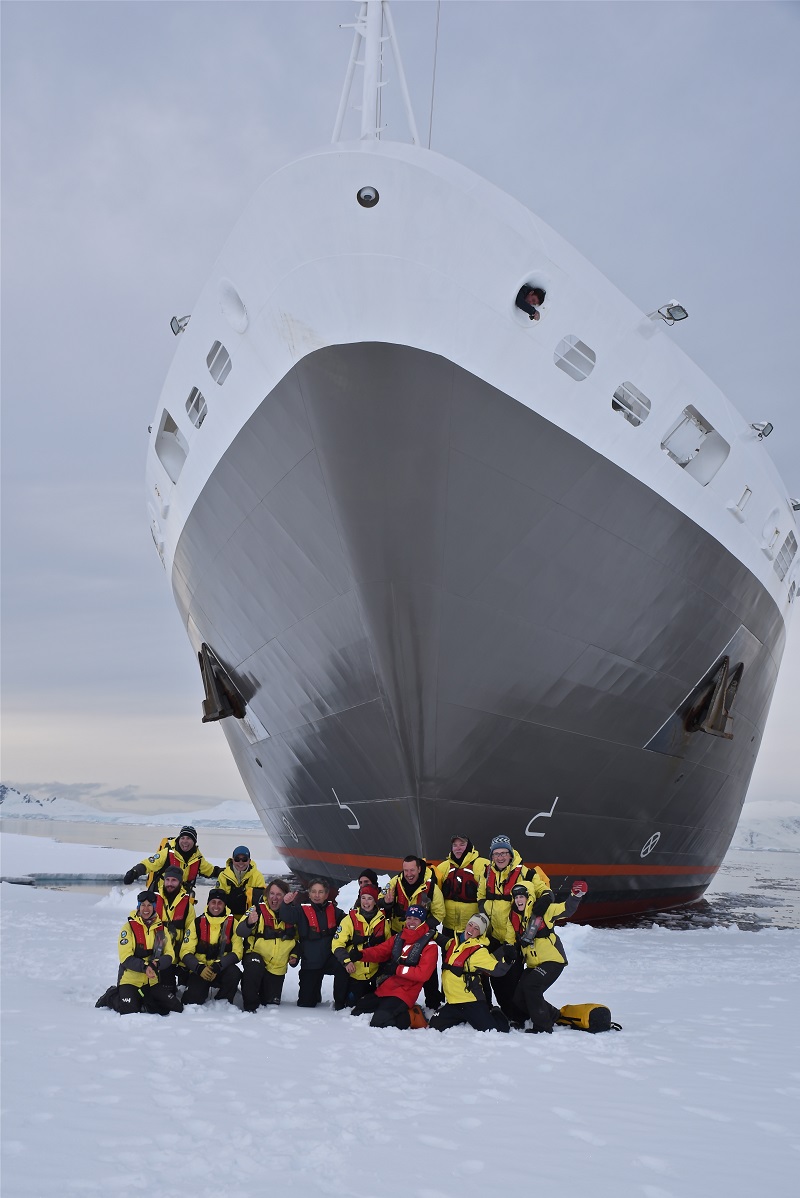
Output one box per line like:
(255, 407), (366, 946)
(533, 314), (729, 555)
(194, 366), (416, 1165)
(146, 2), (797, 918)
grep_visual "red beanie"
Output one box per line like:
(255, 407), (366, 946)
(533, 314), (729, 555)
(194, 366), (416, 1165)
(359, 884), (380, 901)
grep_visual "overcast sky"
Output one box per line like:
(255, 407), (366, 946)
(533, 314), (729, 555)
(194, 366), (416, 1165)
(2, 1), (798, 810)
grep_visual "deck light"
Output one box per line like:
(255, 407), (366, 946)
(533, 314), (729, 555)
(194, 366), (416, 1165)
(170, 315), (190, 336)
(649, 301), (689, 325)
(750, 422), (774, 440)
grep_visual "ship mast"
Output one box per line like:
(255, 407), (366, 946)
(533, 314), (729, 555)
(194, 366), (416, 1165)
(332, 0), (420, 145)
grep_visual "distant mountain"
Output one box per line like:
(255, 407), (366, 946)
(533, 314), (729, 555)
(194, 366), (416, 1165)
(732, 801), (800, 853)
(0, 784), (260, 829)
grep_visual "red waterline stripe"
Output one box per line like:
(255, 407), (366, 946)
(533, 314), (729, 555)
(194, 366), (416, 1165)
(273, 846), (720, 877)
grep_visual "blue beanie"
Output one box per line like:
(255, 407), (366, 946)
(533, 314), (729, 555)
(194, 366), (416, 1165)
(406, 905), (427, 922)
(489, 834), (513, 854)
(232, 846), (250, 859)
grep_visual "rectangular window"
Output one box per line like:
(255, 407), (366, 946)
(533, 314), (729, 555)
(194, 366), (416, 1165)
(155, 411), (189, 484)
(553, 335), (596, 382)
(612, 382), (651, 427)
(774, 532), (797, 581)
(661, 405), (730, 486)
(207, 341), (232, 385)
(185, 387), (207, 428)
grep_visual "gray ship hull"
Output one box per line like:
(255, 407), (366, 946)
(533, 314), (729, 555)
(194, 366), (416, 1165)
(172, 342), (784, 918)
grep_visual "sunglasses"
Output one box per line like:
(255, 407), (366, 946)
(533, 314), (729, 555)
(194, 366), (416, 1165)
(233, 855), (249, 863)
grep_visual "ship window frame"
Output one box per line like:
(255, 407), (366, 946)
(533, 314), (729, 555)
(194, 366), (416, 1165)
(612, 381), (651, 427)
(207, 340), (232, 385)
(185, 386), (207, 428)
(154, 409), (189, 484)
(774, 532), (797, 581)
(661, 404), (730, 486)
(553, 334), (596, 382)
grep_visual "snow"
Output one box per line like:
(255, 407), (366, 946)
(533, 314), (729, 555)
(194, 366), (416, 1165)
(1, 857), (798, 1195)
(0, 832), (132, 875)
(0, 785), (260, 829)
(732, 801), (800, 853)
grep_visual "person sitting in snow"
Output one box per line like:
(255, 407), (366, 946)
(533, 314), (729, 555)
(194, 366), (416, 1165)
(429, 912), (515, 1033)
(123, 825), (220, 892)
(279, 879), (349, 1009)
(506, 880), (588, 1033)
(331, 882), (391, 1008)
(180, 889), (244, 1006)
(216, 845), (266, 916)
(95, 890), (183, 1015)
(349, 905), (439, 1029)
(237, 879), (299, 1011)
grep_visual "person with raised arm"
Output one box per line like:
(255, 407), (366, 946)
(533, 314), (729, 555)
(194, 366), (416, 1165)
(238, 879), (299, 1010)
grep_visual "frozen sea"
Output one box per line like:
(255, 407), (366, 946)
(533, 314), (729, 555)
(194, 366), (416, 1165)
(1, 819), (799, 1197)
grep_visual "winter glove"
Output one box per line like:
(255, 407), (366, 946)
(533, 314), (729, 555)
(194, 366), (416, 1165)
(288, 954), (299, 968)
(211, 865), (223, 878)
(531, 891), (554, 918)
(498, 945), (516, 963)
(123, 865), (146, 885)
(200, 965), (217, 982)
(571, 880), (588, 898)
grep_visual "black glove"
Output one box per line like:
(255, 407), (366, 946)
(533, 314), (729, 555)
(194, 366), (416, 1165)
(211, 865), (222, 878)
(123, 865), (145, 885)
(530, 891), (554, 918)
(498, 945), (516, 963)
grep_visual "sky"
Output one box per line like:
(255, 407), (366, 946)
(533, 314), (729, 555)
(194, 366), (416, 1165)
(1, 0), (798, 810)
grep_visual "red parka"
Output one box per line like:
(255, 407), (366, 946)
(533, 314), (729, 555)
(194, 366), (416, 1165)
(361, 923), (439, 1008)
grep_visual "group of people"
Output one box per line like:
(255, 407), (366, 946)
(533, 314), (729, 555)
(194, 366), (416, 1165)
(96, 824), (588, 1034)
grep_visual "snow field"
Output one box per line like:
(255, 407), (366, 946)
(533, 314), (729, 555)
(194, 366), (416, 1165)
(1, 881), (798, 1197)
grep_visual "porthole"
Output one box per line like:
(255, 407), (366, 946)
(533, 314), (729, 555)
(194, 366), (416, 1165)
(553, 335), (596, 381)
(612, 382), (651, 427)
(185, 387), (207, 429)
(356, 185), (379, 208)
(207, 341), (232, 385)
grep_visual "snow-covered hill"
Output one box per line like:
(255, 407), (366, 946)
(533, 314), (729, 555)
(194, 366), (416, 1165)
(0, 785), (260, 829)
(731, 801), (800, 854)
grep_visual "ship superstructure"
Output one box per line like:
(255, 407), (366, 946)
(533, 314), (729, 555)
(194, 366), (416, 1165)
(146, 3), (797, 917)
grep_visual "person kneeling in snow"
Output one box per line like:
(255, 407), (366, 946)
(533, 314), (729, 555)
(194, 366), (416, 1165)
(349, 905), (438, 1029)
(332, 883), (391, 1008)
(429, 912), (514, 1033)
(180, 889), (243, 1006)
(507, 880), (588, 1033)
(237, 879), (299, 1010)
(96, 891), (183, 1015)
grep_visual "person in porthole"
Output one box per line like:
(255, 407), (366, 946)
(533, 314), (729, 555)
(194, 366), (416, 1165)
(515, 284), (546, 320)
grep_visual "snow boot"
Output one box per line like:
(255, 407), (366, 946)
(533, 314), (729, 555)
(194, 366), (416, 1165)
(95, 986), (119, 1011)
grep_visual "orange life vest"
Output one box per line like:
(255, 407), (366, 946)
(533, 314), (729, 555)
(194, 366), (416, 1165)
(252, 904), (295, 941)
(301, 902), (337, 934)
(442, 938), (483, 976)
(440, 860), (478, 904)
(349, 909), (387, 947)
(196, 914), (234, 960)
(484, 865), (524, 902)
(127, 918), (166, 961)
(155, 892), (191, 928)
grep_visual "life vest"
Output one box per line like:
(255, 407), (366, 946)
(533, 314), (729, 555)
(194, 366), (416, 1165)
(127, 918), (166, 962)
(196, 914), (234, 960)
(389, 927), (435, 970)
(484, 864), (524, 902)
(440, 860), (478, 904)
(393, 868), (437, 916)
(301, 902), (337, 935)
(349, 909), (387, 948)
(252, 905), (295, 941)
(441, 938), (483, 977)
(156, 892), (191, 929)
(167, 845), (201, 886)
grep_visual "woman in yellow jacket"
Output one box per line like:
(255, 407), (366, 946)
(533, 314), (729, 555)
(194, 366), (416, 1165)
(95, 891), (183, 1015)
(237, 879), (299, 1010)
(435, 836), (488, 938)
(180, 890), (244, 1006)
(429, 913), (515, 1033)
(508, 880), (588, 1032)
(332, 884), (390, 1006)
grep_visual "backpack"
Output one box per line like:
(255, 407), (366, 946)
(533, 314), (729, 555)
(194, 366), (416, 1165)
(556, 1003), (622, 1033)
(408, 1004), (429, 1030)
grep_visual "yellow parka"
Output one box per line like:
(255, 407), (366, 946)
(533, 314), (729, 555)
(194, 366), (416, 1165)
(216, 859), (267, 912)
(140, 838), (217, 890)
(117, 911), (174, 988)
(383, 864), (446, 933)
(154, 882), (195, 958)
(435, 846), (488, 933)
(180, 912), (244, 975)
(440, 933), (513, 1005)
(509, 891), (580, 968)
(236, 904), (298, 976)
(477, 850), (550, 942)
(332, 906), (391, 981)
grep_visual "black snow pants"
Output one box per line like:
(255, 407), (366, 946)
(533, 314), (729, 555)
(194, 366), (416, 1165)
(511, 962), (564, 1031)
(241, 955), (286, 1011)
(116, 983), (183, 1016)
(351, 993), (411, 1029)
(429, 1001), (510, 1032)
(182, 964), (241, 1006)
(297, 959), (350, 1008)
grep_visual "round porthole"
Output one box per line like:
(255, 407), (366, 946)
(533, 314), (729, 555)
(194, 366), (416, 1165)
(357, 185), (380, 208)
